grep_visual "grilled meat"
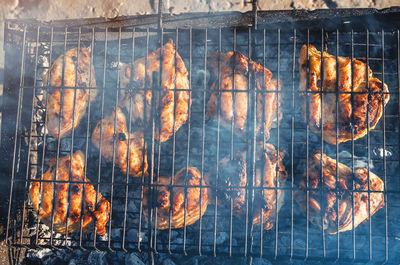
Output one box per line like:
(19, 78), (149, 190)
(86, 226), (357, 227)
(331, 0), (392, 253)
(143, 167), (208, 230)
(119, 39), (190, 143)
(44, 47), (97, 139)
(208, 143), (287, 230)
(206, 51), (281, 140)
(30, 151), (110, 236)
(295, 151), (385, 234)
(299, 44), (390, 145)
(91, 107), (148, 177)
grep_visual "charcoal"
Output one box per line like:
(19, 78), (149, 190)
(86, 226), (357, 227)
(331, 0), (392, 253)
(162, 258), (176, 265)
(88, 251), (107, 265)
(125, 253), (145, 265)
(252, 258), (272, 265)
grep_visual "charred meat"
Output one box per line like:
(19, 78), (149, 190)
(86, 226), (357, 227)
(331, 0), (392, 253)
(207, 143), (287, 230)
(206, 51), (281, 140)
(119, 39), (190, 143)
(295, 151), (385, 234)
(44, 47), (97, 139)
(299, 44), (389, 145)
(30, 151), (110, 236)
(143, 167), (208, 230)
(91, 107), (148, 177)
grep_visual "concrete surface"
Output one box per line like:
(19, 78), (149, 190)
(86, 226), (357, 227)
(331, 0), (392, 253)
(0, 0), (399, 68)
(1, 0), (400, 20)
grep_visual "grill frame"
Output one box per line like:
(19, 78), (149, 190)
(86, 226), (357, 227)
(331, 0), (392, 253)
(2, 8), (400, 263)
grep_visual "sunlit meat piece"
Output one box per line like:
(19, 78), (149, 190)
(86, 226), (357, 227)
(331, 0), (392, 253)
(299, 44), (390, 145)
(142, 167), (208, 230)
(118, 39), (190, 143)
(91, 107), (148, 177)
(30, 151), (110, 236)
(44, 47), (97, 139)
(206, 51), (281, 140)
(207, 143), (287, 230)
(295, 151), (385, 234)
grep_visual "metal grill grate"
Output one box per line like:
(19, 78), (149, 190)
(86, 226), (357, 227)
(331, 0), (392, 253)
(3, 8), (400, 263)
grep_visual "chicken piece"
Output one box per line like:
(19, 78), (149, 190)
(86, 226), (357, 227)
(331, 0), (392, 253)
(30, 151), (110, 236)
(91, 107), (148, 177)
(295, 151), (385, 234)
(207, 143), (287, 230)
(299, 44), (390, 145)
(206, 51), (281, 140)
(118, 39), (190, 143)
(44, 47), (97, 139)
(142, 167), (208, 230)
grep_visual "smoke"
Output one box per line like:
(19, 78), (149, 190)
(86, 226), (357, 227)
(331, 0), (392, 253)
(339, 150), (374, 169)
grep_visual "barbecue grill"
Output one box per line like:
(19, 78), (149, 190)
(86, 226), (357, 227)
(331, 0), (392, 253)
(2, 4), (400, 264)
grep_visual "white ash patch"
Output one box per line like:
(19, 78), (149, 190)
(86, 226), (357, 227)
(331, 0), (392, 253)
(26, 248), (53, 260)
(373, 147), (392, 159)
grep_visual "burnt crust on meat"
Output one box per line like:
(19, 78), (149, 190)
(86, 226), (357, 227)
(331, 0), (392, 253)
(207, 143), (287, 230)
(118, 39), (191, 143)
(44, 47), (97, 139)
(142, 167), (208, 230)
(91, 107), (148, 177)
(30, 151), (110, 236)
(295, 151), (385, 234)
(299, 44), (390, 145)
(206, 51), (281, 140)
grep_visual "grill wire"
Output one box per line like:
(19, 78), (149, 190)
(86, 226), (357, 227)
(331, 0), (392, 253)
(3, 11), (400, 263)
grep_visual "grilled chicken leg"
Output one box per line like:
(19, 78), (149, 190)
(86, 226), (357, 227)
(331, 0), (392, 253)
(44, 47), (97, 139)
(91, 107), (148, 177)
(206, 51), (281, 140)
(295, 151), (385, 234)
(207, 143), (287, 230)
(30, 151), (110, 236)
(143, 167), (208, 230)
(119, 39), (190, 143)
(299, 44), (389, 145)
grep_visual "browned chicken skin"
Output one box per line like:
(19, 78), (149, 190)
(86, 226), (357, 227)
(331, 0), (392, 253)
(44, 47), (97, 139)
(91, 107), (148, 177)
(299, 44), (390, 145)
(208, 143), (287, 230)
(119, 39), (190, 143)
(295, 151), (385, 234)
(30, 151), (110, 236)
(142, 167), (208, 230)
(207, 51), (281, 140)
